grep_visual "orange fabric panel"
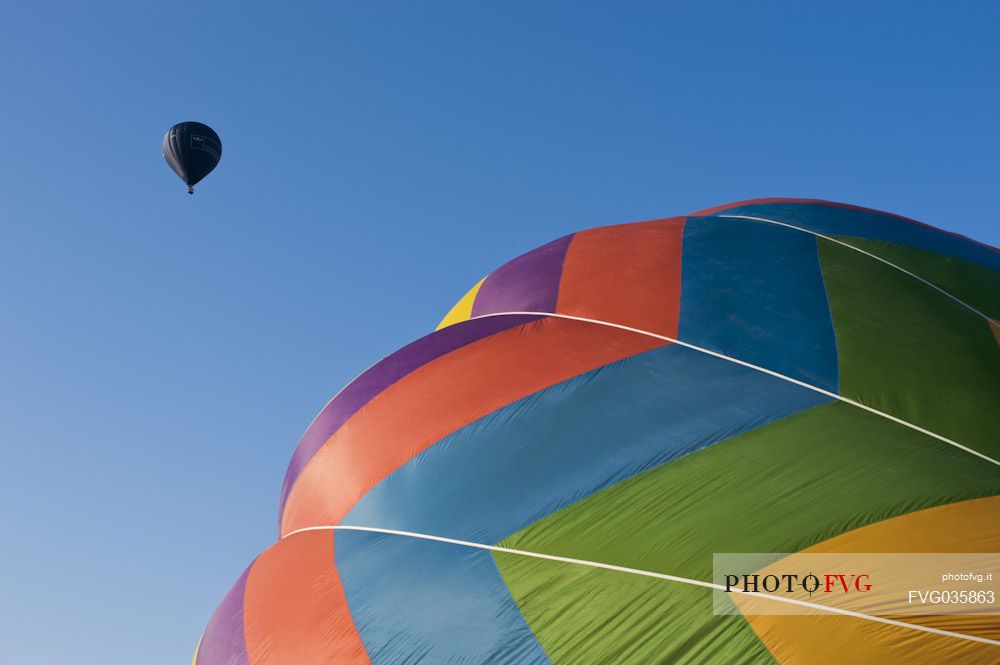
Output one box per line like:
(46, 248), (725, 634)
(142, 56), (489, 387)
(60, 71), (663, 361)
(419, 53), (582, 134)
(556, 217), (685, 336)
(741, 603), (997, 665)
(243, 530), (370, 665)
(280, 317), (666, 535)
(989, 319), (1000, 347)
(740, 496), (1000, 664)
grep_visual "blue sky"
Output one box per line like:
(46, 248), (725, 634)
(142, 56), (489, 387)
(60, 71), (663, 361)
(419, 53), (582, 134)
(1, 2), (998, 663)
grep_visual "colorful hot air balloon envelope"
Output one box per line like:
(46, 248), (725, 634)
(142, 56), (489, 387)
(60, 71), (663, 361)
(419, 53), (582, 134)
(193, 199), (1000, 665)
(163, 121), (222, 194)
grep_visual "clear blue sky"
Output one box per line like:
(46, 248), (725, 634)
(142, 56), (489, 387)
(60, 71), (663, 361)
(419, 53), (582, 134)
(1, 2), (998, 663)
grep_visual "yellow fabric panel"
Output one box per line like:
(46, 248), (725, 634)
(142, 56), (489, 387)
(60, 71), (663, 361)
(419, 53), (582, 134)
(740, 496), (1000, 664)
(191, 640), (200, 665)
(436, 278), (485, 330)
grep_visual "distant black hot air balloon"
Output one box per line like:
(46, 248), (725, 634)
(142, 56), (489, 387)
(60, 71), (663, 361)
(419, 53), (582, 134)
(162, 122), (222, 194)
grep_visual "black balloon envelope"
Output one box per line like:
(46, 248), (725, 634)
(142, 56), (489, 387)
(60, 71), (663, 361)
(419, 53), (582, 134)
(162, 122), (222, 194)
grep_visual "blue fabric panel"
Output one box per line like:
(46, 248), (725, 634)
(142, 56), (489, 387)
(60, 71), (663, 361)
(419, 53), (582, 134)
(342, 344), (830, 545)
(702, 202), (1000, 272)
(334, 529), (552, 665)
(678, 217), (840, 392)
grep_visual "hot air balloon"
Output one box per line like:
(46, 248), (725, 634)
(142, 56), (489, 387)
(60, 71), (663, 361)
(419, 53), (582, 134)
(193, 199), (1000, 665)
(163, 121), (222, 194)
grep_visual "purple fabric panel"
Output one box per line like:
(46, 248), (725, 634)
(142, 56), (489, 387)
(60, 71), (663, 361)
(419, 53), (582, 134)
(278, 314), (541, 520)
(196, 564), (251, 665)
(471, 234), (573, 316)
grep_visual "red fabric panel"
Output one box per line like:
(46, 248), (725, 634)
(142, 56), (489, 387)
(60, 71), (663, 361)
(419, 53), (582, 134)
(280, 317), (666, 535)
(557, 217), (685, 337)
(243, 531), (370, 665)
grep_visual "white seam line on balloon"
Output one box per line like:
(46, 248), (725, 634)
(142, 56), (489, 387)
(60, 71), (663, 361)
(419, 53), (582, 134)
(282, 524), (1000, 647)
(712, 213), (992, 321)
(308, 213), (987, 440)
(284, 212), (991, 502)
(280, 216), (995, 520)
(467, 311), (1000, 467)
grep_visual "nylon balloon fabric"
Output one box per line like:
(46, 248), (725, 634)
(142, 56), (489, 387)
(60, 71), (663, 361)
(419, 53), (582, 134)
(194, 199), (1000, 665)
(163, 121), (222, 193)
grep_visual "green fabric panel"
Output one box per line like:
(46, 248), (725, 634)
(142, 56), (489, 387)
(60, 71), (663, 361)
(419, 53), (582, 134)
(833, 235), (1000, 320)
(819, 238), (1000, 460)
(494, 402), (1000, 664)
(493, 552), (777, 665)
